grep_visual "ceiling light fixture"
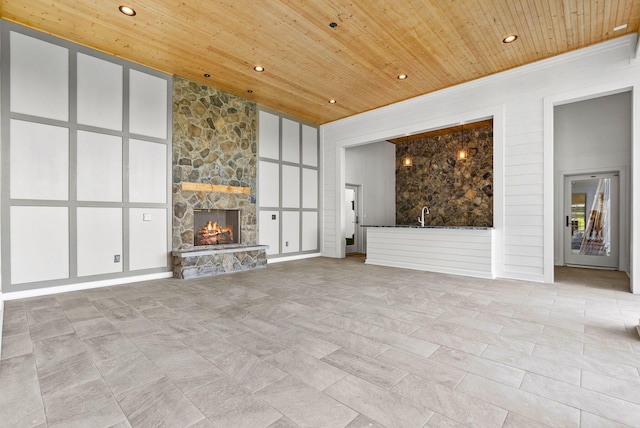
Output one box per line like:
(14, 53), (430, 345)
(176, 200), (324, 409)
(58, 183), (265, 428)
(613, 24), (628, 31)
(254, 66), (264, 72)
(329, 22), (338, 28)
(247, 89), (254, 93)
(457, 124), (468, 160)
(502, 34), (518, 43)
(203, 73), (210, 78)
(118, 5), (136, 16)
(397, 74), (408, 80)
(329, 99), (337, 104)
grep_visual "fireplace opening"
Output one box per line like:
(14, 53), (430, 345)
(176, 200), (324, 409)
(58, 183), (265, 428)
(193, 209), (240, 246)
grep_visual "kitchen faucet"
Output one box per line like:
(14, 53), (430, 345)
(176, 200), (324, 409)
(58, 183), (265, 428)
(418, 206), (429, 227)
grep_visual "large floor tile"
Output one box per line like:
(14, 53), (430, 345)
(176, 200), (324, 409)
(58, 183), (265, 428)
(321, 329), (390, 358)
(118, 376), (205, 427)
(321, 348), (408, 389)
(37, 351), (101, 395)
(186, 377), (281, 428)
(266, 348), (347, 390)
(212, 348), (287, 393)
(273, 328), (340, 359)
(94, 351), (165, 397)
(521, 372), (640, 426)
(153, 349), (226, 393)
(324, 374), (433, 428)
(392, 373), (507, 427)
(257, 375), (357, 428)
(32, 332), (86, 367)
(42, 378), (125, 428)
(428, 346), (525, 387)
(227, 331), (287, 359)
(0, 354), (46, 427)
(456, 373), (580, 427)
(376, 347), (465, 388)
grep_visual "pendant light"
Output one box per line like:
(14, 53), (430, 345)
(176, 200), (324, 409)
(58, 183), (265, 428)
(457, 124), (468, 160)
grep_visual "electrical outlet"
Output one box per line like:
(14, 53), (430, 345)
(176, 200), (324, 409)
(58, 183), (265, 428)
(143, 213), (152, 221)
(114, 254), (121, 263)
(271, 214), (276, 220)
(285, 241), (289, 247)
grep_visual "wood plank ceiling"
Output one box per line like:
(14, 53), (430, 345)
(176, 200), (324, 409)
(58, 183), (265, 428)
(3, 1), (639, 125)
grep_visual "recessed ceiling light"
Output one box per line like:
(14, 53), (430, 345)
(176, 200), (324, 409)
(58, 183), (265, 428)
(503, 34), (518, 43)
(329, 22), (338, 28)
(397, 74), (408, 80)
(614, 24), (628, 31)
(247, 89), (254, 93)
(118, 5), (136, 16)
(329, 99), (337, 104)
(254, 66), (264, 72)
(203, 73), (210, 78)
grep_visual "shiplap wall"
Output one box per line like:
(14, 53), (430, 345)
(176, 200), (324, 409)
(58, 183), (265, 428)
(321, 34), (640, 284)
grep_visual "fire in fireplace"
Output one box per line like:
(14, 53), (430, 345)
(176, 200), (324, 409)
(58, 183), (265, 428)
(193, 209), (240, 246)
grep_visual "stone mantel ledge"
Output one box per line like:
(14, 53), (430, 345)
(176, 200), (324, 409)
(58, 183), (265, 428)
(172, 244), (269, 258)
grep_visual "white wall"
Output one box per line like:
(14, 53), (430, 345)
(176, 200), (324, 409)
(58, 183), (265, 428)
(257, 108), (320, 258)
(345, 141), (396, 251)
(554, 92), (631, 270)
(1, 21), (172, 295)
(321, 34), (640, 287)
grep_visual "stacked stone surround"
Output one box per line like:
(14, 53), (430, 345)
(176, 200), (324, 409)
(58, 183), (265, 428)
(172, 76), (265, 278)
(396, 125), (493, 227)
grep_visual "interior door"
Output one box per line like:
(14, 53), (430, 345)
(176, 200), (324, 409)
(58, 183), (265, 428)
(564, 173), (619, 269)
(345, 186), (359, 254)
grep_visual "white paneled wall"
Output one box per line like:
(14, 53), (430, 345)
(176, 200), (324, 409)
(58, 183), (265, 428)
(77, 53), (123, 130)
(258, 108), (320, 259)
(10, 206), (69, 284)
(76, 131), (123, 202)
(10, 120), (69, 200)
(321, 35), (640, 284)
(1, 22), (172, 294)
(77, 208), (123, 276)
(9, 32), (68, 121)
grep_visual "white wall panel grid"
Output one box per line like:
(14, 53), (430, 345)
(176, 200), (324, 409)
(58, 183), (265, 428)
(10, 119), (69, 200)
(258, 108), (320, 259)
(10, 31), (68, 121)
(129, 139), (167, 203)
(1, 21), (172, 294)
(77, 131), (122, 202)
(77, 207), (123, 276)
(129, 69), (168, 139)
(281, 165), (300, 208)
(77, 53), (123, 131)
(282, 118), (300, 163)
(129, 208), (168, 271)
(10, 206), (69, 284)
(321, 34), (640, 287)
(281, 211), (300, 253)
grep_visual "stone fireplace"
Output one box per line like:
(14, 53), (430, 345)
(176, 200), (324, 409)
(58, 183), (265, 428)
(171, 77), (267, 279)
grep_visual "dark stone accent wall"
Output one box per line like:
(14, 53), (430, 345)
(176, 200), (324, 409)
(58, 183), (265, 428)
(395, 125), (493, 227)
(172, 76), (257, 250)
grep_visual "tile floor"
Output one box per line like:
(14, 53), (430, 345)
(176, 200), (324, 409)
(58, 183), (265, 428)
(1, 257), (639, 427)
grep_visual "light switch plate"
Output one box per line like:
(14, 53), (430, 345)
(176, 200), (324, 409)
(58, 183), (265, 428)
(143, 213), (152, 221)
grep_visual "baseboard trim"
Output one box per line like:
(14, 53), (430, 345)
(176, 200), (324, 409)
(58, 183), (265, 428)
(268, 253), (321, 264)
(1, 272), (174, 301)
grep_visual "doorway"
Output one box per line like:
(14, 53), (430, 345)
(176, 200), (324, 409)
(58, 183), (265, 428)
(564, 173), (619, 269)
(344, 184), (362, 254)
